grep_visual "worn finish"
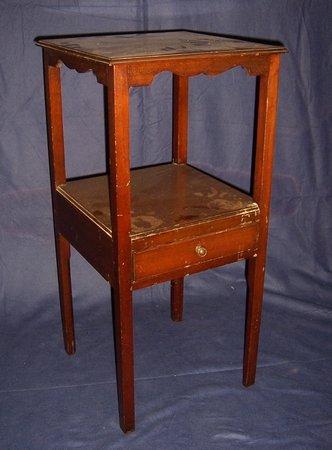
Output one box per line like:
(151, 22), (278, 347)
(37, 31), (286, 63)
(171, 279), (184, 322)
(43, 51), (75, 355)
(134, 224), (258, 282)
(57, 164), (258, 237)
(171, 73), (189, 320)
(243, 54), (281, 387)
(39, 31), (285, 433)
(55, 191), (113, 282)
(106, 65), (135, 433)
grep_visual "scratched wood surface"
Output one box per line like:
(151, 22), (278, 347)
(37, 31), (286, 63)
(40, 30), (284, 433)
(57, 163), (259, 237)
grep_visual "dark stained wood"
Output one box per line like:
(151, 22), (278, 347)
(133, 210), (259, 253)
(171, 279), (184, 321)
(133, 249), (257, 291)
(43, 50), (75, 355)
(126, 53), (272, 87)
(172, 75), (188, 163)
(243, 54), (281, 387)
(171, 73), (189, 321)
(56, 179), (259, 289)
(58, 164), (259, 238)
(36, 31), (286, 88)
(37, 31), (287, 63)
(45, 48), (108, 85)
(43, 52), (66, 186)
(134, 224), (258, 282)
(54, 234), (75, 355)
(54, 192), (113, 282)
(38, 31), (285, 433)
(106, 64), (135, 433)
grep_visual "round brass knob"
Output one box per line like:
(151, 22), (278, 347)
(195, 245), (207, 257)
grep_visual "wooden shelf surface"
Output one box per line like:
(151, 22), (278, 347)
(57, 163), (259, 239)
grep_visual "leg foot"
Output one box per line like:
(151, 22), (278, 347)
(171, 278), (184, 322)
(111, 286), (135, 433)
(243, 255), (265, 387)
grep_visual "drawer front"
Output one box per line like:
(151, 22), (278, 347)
(133, 224), (258, 282)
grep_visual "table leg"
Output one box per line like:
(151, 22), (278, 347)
(43, 51), (75, 355)
(171, 74), (189, 321)
(243, 55), (281, 386)
(107, 65), (134, 432)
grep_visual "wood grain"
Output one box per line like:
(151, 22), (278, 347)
(107, 64), (135, 433)
(58, 164), (258, 238)
(171, 73), (189, 320)
(134, 224), (258, 282)
(39, 31), (285, 433)
(243, 54), (281, 387)
(43, 50), (75, 355)
(37, 31), (287, 63)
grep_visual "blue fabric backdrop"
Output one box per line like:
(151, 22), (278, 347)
(0, 1), (331, 448)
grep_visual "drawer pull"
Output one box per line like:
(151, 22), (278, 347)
(195, 245), (207, 257)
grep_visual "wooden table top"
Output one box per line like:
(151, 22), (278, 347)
(36, 31), (286, 63)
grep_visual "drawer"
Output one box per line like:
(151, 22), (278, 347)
(133, 224), (258, 282)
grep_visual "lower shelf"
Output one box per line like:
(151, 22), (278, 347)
(55, 163), (260, 287)
(57, 163), (258, 236)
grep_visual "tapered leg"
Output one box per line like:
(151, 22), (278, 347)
(43, 51), (75, 355)
(107, 65), (135, 432)
(243, 54), (281, 386)
(111, 286), (134, 433)
(243, 255), (266, 386)
(171, 278), (184, 322)
(170, 74), (189, 320)
(55, 233), (75, 355)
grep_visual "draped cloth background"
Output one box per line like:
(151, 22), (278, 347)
(0, 1), (331, 448)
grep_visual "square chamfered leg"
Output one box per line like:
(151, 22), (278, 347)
(243, 55), (281, 386)
(43, 53), (75, 355)
(170, 74), (189, 322)
(107, 65), (135, 432)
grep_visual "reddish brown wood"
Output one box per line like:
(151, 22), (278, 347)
(54, 234), (75, 355)
(243, 54), (281, 387)
(55, 166), (259, 288)
(171, 74), (189, 321)
(43, 52), (66, 186)
(171, 279), (184, 321)
(107, 64), (135, 433)
(133, 249), (257, 291)
(36, 31), (286, 64)
(45, 49), (108, 85)
(172, 75), (189, 164)
(43, 50), (75, 355)
(56, 164), (259, 246)
(54, 191), (113, 282)
(134, 224), (258, 282)
(126, 53), (272, 87)
(38, 32), (285, 433)
(132, 209), (259, 252)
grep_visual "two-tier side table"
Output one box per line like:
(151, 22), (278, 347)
(36, 31), (286, 432)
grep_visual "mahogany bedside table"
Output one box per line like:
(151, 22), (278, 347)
(36, 31), (286, 432)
